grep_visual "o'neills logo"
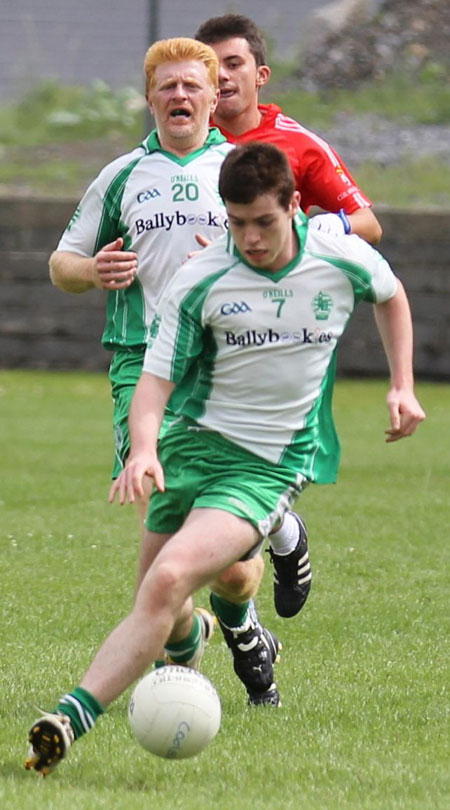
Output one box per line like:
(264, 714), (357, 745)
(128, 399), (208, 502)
(135, 210), (226, 234)
(225, 328), (334, 346)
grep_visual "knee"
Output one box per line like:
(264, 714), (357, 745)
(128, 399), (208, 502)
(212, 556), (264, 602)
(136, 559), (186, 615)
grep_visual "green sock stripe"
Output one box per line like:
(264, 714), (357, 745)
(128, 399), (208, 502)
(210, 593), (250, 628)
(165, 612), (202, 663)
(56, 687), (105, 741)
(72, 686), (105, 717)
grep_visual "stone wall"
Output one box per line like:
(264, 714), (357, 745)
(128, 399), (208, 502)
(0, 199), (110, 371)
(0, 199), (449, 379)
(338, 209), (450, 379)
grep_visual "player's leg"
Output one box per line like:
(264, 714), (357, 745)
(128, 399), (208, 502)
(214, 509), (312, 620)
(25, 510), (257, 775)
(111, 358), (148, 541)
(267, 510), (312, 618)
(80, 508), (257, 703)
(135, 493), (163, 586)
(209, 552), (281, 707)
(211, 554), (265, 603)
(112, 363), (183, 591)
(110, 352), (168, 663)
(164, 606), (216, 669)
(187, 433), (305, 707)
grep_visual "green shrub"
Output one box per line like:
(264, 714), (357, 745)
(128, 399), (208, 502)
(0, 79), (145, 147)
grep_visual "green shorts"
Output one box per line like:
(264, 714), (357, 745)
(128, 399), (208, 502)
(146, 418), (307, 538)
(109, 347), (174, 478)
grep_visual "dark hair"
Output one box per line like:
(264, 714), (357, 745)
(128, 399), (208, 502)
(195, 14), (267, 67)
(219, 143), (295, 209)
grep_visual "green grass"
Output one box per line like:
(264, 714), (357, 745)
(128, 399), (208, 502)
(0, 80), (143, 147)
(0, 158), (86, 193)
(268, 71), (450, 128)
(0, 371), (449, 809)
(349, 159), (450, 210)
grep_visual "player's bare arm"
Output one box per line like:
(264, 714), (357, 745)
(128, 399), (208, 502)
(109, 372), (175, 504)
(374, 280), (426, 441)
(347, 207), (382, 244)
(49, 238), (138, 293)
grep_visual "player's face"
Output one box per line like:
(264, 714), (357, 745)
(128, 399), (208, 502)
(209, 38), (269, 126)
(148, 60), (219, 152)
(226, 192), (300, 272)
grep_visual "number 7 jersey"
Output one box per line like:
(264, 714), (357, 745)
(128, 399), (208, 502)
(144, 216), (398, 483)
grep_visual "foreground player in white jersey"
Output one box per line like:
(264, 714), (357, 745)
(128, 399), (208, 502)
(48, 37), (285, 699)
(26, 143), (425, 775)
(194, 13), (383, 643)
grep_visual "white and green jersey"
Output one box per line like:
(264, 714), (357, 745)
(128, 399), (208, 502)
(57, 128), (232, 349)
(143, 216), (398, 483)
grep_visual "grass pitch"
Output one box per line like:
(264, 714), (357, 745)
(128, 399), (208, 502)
(0, 370), (448, 810)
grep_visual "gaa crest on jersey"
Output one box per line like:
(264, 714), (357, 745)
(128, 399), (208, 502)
(137, 188), (161, 203)
(220, 301), (252, 316)
(312, 291), (333, 321)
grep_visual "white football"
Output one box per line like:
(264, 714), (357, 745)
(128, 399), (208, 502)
(128, 666), (221, 759)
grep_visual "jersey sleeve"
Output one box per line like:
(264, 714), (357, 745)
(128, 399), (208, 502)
(56, 175), (107, 257)
(295, 132), (372, 215)
(142, 272), (205, 383)
(310, 230), (399, 304)
(56, 152), (137, 256)
(349, 237), (398, 303)
(366, 252), (398, 303)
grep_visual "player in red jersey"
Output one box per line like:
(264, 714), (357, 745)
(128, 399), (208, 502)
(195, 13), (382, 245)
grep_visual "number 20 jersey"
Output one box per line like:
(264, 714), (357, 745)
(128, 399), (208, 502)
(57, 128), (233, 349)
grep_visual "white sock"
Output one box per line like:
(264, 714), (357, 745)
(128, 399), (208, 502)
(269, 512), (299, 556)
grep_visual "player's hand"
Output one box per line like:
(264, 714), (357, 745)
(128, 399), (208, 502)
(385, 387), (426, 442)
(93, 238), (138, 290)
(109, 453), (165, 505)
(186, 232), (212, 260)
(310, 212), (348, 236)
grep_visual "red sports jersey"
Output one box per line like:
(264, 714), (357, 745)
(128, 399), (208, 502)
(217, 103), (372, 214)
